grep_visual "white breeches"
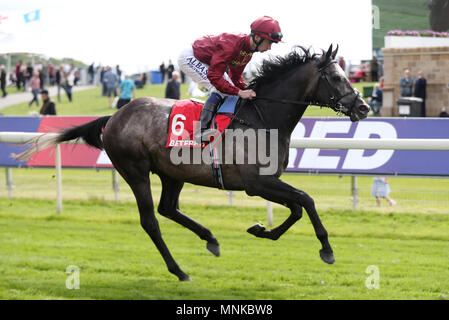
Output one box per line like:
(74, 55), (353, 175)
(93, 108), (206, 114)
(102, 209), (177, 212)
(178, 47), (235, 98)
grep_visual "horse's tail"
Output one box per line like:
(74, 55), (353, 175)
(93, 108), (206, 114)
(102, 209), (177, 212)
(12, 116), (112, 161)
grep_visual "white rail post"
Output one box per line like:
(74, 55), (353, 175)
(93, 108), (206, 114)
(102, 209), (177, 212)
(351, 176), (359, 210)
(55, 144), (62, 214)
(112, 169), (120, 202)
(228, 191), (234, 206)
(267, 201), (273, 227)
(5, 168), (14, 198)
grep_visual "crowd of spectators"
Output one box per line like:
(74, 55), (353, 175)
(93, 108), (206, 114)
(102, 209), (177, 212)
(366, 68), (429, 117)
(10, 60), (79, 94)
(2, 56), (447, 118)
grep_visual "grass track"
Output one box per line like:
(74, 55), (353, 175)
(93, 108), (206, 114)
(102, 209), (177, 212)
(0, 198), (448, 300)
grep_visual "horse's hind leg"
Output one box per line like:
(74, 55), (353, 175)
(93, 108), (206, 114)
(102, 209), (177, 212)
(157, 174), (220, 257)
(244, 175), (334, 265)
(114, 160), (191, 281)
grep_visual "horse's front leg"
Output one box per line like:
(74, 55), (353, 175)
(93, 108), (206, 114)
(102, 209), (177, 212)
(243, 175), (335, 265)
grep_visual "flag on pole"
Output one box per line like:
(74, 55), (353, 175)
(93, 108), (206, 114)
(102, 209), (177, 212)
(23, 9), (40, 23)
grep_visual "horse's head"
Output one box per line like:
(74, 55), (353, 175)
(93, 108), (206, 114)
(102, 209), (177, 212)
(313, 44), (370, 122)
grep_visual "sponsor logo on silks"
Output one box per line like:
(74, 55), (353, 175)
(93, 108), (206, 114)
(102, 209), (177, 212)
(169, 139), (204, 148)
(23, 9), (40, 23)
(239, 51), (252, 58)
(232, 51), (253, 66)
(186, 57), (208, 81)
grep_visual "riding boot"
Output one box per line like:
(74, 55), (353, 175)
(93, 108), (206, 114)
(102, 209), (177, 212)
(194, 92), (223, 143)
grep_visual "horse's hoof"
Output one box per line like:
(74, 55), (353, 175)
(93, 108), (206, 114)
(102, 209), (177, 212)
(179, 274), (192, 282)
(247, 223), (266, 237)
(320, 249), (335, 264)
(207, 242), (220, 257)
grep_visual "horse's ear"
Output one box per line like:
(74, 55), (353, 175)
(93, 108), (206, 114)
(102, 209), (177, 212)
(332, 44), (339, 60)
(325, 44), (333, 59)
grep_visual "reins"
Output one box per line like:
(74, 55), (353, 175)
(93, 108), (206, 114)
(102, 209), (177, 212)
(230, 58), (360, 128)
(249, 59), (360, 118)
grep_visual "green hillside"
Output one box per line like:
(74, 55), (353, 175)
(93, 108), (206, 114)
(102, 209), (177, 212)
(373, 0), (430, 49)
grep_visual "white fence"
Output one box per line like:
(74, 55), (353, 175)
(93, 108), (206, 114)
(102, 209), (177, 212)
(1, 132), (449, 218)
(290, 138), (449, 150)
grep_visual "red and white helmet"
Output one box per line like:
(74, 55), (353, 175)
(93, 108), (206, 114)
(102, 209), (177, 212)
(250, 16), (283, 42)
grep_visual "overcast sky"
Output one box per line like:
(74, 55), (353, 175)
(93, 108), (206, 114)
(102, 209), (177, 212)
(0, 0), (372, 75)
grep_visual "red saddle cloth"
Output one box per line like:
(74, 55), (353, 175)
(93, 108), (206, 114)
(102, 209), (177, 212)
(166, 99), (232, 148)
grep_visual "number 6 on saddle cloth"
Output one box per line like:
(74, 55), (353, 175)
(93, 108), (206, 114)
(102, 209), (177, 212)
(166, 95), (240, 189)
(166, 95), (239, 149)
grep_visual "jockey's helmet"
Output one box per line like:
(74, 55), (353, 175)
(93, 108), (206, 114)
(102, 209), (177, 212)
(250, 16), (283, 43)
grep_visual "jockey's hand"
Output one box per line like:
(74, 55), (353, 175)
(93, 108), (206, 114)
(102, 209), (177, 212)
(238, 89), (256, 100)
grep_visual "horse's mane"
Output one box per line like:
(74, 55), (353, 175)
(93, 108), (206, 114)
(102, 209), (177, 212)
(248, 46), (330, 90)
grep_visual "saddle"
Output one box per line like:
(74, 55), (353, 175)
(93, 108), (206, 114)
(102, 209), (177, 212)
(166, 96), (239, 148)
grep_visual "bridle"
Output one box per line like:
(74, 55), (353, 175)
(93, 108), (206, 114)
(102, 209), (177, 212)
(313, 59), (361, 116)
(250, 59), (361, 120)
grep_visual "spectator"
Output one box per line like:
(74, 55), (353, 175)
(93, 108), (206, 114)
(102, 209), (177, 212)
(1, 65), (7, 98)
(35, 61), (44, 89)
(167, 60), (175, 80)
(368, 84), (382, 116)
(414, 70), (427, 117)
(371, 55), (379, 82)
(48, 63), (56, 86)
(39, 62), (47, 90)
(439, 107), (449, 117)
(39, 90), (56, 115)
(100, 66), (107, 96)
(371, 177), (396, 207)
(9, 73), (16, 87)
(56, 65), (64, 102)
(88, 63), (95, 84)
(73, 67), (80, 86)
(28, 71), (41, 107)
(115, 65), (122, 83)
(379, 76), (385, 89)
(134, 72), (147, 89)
(25, 63), (33, 91)
(159, 62), (166, 83)
(117, 74), (136, 109)
(165, 71), (181, 99)
(103, 67), (118, 107)
(180, 70), (186, 84)
(64, 65), (75, 102)
(95, 65), (102, 85)
(399, 69), (413, 97)
(15, 60), (23, 90)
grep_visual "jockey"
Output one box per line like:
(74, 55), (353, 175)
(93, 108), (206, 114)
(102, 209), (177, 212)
(178, 16), (283, 143)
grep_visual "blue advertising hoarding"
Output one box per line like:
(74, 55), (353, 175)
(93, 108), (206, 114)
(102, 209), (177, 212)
(287, 118), (449, 176)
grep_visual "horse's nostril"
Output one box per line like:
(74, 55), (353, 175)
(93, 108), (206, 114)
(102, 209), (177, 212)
(359, 104), (369, 112)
